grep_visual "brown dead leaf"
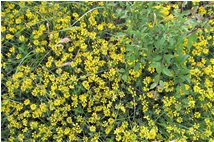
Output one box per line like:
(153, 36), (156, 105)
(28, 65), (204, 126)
(57, 37), (71, 44)
(59, 62), (71, 67)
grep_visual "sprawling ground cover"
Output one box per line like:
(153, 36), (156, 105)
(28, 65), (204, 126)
(1, 1), (214, 142)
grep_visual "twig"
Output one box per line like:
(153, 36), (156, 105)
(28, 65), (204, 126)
(186, 17), (210, 37)
(186, 26), (200, 37)
(152, 13), (157, 28)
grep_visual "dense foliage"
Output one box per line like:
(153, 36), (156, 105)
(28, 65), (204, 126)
(1, 1), (214, 142)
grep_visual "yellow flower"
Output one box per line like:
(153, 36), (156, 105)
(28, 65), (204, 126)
(160, 6), (171, 16)
(33, 40), (39, 45)
(72, 12), (79, 19)
(39, 24), (46, 31)
(18, 134), (24, 141)
(148, 22), (153, 28)
(24, 99), (30, 105)
(98, 2), (104, 6)
(115, 103), (126, 113)
(6, 34), (14, 40)
(176, 117), (183, 123)
(97, 24), (104, 31)
(116, 134), (122, 141)
(54, 99), (61, 106)
(173, 4), (179, 9)
(203, 48), (209, 54)
(153, 5), (161, 9)
(148, 128), (157, 139)
(105, 126), (113, 135)
(194, 112), (201, 118)
(79, 94), (87, 107)
(210, 58), (214, 64)
(41, 40), (47, 45)
(80, 43), (87, 50)
(64, 127), (70, 135)
(1, 26), (6, 32)
(89, 16), (97, 26)
(66, 117), (72, 124)
(82, 81), (90, 90)
(16, 54), (22, 59)
(71, 95), (78, 108)
(188, 100), (195, 108)
(9, 27), (16, 33)
(21, 78), (32, 91)
(16, 18), (22, 24)
(198, 6), (206, 15)
(19, 35), (25, 42)
(203, 65), (212, 75)
(107, 23), (115, 29)
(204, 128), (212, 137)
(39, 103), (47, 112)
(9, 47), (15, 53)
(30, 121), (38, 129)
(35, 47), (45, 53)
(139, 126), (149, 138)
(30, 104), (37, 111)
(89, 125), (96, 132)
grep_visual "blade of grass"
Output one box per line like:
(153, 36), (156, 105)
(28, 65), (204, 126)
(15, 50), (34, 73)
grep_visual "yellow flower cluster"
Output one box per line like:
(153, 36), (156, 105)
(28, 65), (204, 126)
(1, 1), (214, 142)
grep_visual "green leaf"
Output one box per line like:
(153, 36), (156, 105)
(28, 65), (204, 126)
(106, 138), (114, 142)
(74, 106), (84, 115)
(154, 74), (160, 84)
(122, 74), (128, 82)
(152, 55), (162, 62)
(185, 75), (191, 83)
(150, 82), (158, 89)
(159, 80), (164, 89)
(181, 83), (188, 94)
(136, 78), (143, 88)
(117, 32), (126, 37)
(176, 54), (190, 63)
(134, 63), (140, 71)
(182, 10), (190, 16)
(180, 68), (189, 75)
(175, 86), (181, 99)
(162, 68), (173, 77)
(164, 54), (174, 64)
(157, 37), (166, 48)
(128, 54), (136, 62)
(151, 62), (162, 74)
(187, 32), (197, 51)
(126, 45), (134, 51)
(18, 45), (29, 55)
(180, 75), (187, 83)
(119, 68), (126, 73)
